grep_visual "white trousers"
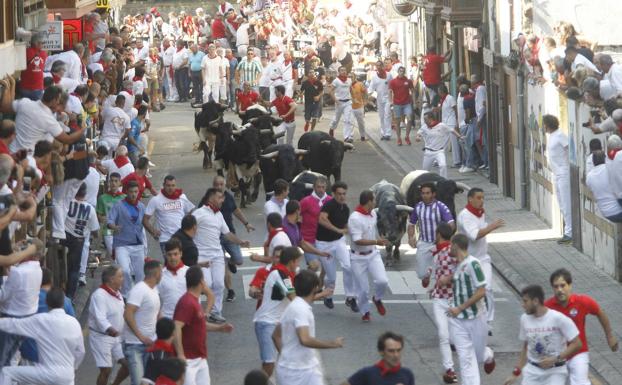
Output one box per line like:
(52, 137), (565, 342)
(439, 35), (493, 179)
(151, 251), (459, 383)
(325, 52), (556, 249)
(449, 132), (461, 166)
(203, 82), (221, 103)
(554, 174), (572, 237)
(329, 100), (352, 139)
(2, 365), (74, 385)
(89, 332), (123, 368)
(422, 150), (447, 178)
(104, 235), (114, 257)
(521, 363), (567, 385)
(284, 80), (294, 98)
(448, 315), (493, 385)
(183, 358), (210, 385)
(276, 364), (324, 385)
(377, 99), (392, 138)
(567, 352), (590, 385)
(276, 121), (296, 146)
(165, 71), (178, 101)
(433, 298), (455, 371)
(350, 251), (388, 314)
(478, 257), (495, 325)
(52, 178), (82, 239)
(116, 245), (145, 297)
(349, 107), (367, 140)
(202, 258), (225, 314)
(415, 240), (436, 279)
(316, 238), (357, 298)
(79, 235), (91, 275)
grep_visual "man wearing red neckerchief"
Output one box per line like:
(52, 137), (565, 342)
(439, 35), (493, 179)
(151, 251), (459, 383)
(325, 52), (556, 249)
(369, 60), (393, 140)
(236, 81), (260, 116)
(143, 318), (177, 384)
(270, 85), (297, 145)
(343, 332), (415, 385)
(157, 238), (191, 320)
(122, 156), (157, 200)
(456, 187), (504, 335)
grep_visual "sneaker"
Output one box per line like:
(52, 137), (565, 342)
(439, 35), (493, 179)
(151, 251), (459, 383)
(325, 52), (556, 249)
(323, 297), (334, 309)
(478, 164), (489, 170)
(208, 312), (227, 324)
(329, 129), (335, 137)
(226, 289), (236, 302)
(344, 138), (354, 144)
(557, 235), (572, 244)
(228, 261), (238, 274)
(459, 166), (465, 173)
(373, 296), (386, 316)
(360, 136), (366, 141)
(443, 369), (458, 384)
(397, 138), (402, 146)
(362, 312), (370, 322)
(78, 273), (86, 287)
(405, 136), (411, 145)
(484, 356), (496, 374)
(345, 297), (359, 313)
(460, 167), (475, 173)
(421, 275), (430, 288)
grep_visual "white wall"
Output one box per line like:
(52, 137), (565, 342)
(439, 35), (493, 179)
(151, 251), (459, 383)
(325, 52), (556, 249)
(0, 41), (26, 78)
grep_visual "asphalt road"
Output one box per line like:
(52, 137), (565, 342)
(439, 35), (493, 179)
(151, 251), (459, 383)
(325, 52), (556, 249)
(76, 102), (523, 385)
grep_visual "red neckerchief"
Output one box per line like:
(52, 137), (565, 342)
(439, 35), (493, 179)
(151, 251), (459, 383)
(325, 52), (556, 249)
(125, 197), (139, 207)
(270, 262), (296, 282)
(355, 205), (372, 216)
(100, 284), (123, 301)
(345, 0), (352, 8)
(207, 203), (220, 213)
(377, 69), (387, 79)
(337, 75), (349, 83)
(132, 75), (142, 82)
(428, 120), (441, 128)
(155, 375), (177, 385)
(220, 3), (226, 13)
(52, 74), (62, 84)
(149, 54), (159, 63)
(375, 360), (401, 377)
(146, 339), (176, 354)
(166, 260), (185, 275)
(108, 190), (125, 197)
(161, 188), (183, 200)
(608, 149), (621, 160)
(263, 227), (284, 248)
(465, 203), (484, 218)
(113, 156), (130, 168)
(37, 165), (47, 186)
(433, 241), (451, 256)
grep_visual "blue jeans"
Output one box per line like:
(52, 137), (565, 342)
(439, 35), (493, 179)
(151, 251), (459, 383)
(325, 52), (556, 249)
(254, 322), (277, 363)
(221, 234), (243, 265)
(123, 343), (147, 385)
(20, 89), (43, 101)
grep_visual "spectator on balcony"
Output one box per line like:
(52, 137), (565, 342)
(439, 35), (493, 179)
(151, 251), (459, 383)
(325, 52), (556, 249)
(20, 34), (48, 101)
(45, 43), (87, 84)
(46, 61), (79, 93)
(597, 54), (622, 98)
(607, 135), (622, 206)
(565, 46), (599, 74)
(587, 150), (622, 223)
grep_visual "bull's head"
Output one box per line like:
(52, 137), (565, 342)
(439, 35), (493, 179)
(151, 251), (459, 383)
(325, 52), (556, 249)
(376, 202), (413, 244)
(435, 180), (470, 219)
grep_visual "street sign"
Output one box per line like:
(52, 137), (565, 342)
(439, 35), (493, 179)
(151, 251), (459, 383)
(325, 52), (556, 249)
(96, 0), (110, 9)
(483, 47), (494, 67)
(37, 21), (63, 51)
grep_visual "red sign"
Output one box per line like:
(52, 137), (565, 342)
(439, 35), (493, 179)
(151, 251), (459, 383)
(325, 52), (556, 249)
(62, 19), (83, 51)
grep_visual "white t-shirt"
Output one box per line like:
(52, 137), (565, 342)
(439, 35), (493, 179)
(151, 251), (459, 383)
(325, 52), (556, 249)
(269, 231), (292, 257)
(101, 158), (135, 180)
(66, 94), (84, 115)
(348, 210), (378, 256)
(259, 64), (272, 87)
(145, 193), (195, 242)
(253, 269), (293, 324)
(277, 296), (320, 370)
(418, 122), (453, 151)
(457, 208), (490, 262)
(570, 53), (598, 73)
(546, 130), (569, 177)
(608, 152), (622, 199)
(201, 55), (222, 83)
(192, 206), (230, 261)
(236, 23), (250, 46)
(441, 94), (457, 127)
(587, 164), (622, 217)
(158, 265), (189, 319)
(10, 99), (64, 153)
(122, 281), (161, 344)
(368, 73), (393, 99)
(88, 287), (125, 334)
(84, 167), (100, 207)
(101, 105), (131, 148)
(266, 60), (285, 87)
(264, 197), (288, 218)
(604, 63), (622, 96)
(65, 200), (100, 238)
(332, 77), (352, 101)
(519, 308), (579, 373)
(162, 46), (175, 67)
(172, 48), (189, 70)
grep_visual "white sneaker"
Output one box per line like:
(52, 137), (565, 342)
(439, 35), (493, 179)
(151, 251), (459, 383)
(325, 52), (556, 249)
(460, 167), (475, 173)
(78, 273), (87, 286)
(459, 166), (465, 173)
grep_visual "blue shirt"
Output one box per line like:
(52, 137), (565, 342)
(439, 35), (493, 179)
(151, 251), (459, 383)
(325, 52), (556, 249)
(189, 51), (205, 72)
(128, 118), (142, 153)
(107, 199), (146, 247)
(220, 190), (237, 233)
(348, 365), (415, 385)
(228, 57), (238, 79)
(20, 289), (76, 362)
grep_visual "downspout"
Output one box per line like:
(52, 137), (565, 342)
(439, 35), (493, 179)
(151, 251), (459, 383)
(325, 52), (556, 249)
(517, 67), (527, 208)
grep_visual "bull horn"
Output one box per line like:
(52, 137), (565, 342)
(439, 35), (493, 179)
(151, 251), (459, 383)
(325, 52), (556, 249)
(344, 142), (355, 150)
(231, 129), (242, 135)
(320, 140), (332, 145)
(294, 149), (309, 155)
(395, 204), (414, 213)
(274, 131), (286, 139)
(304, 183), (314, 189)
(261, 151), (279, 159)
(260, 129), (272, 134)
(456, 182), (471, 192)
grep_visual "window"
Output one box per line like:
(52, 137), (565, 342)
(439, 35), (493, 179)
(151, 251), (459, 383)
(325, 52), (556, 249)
(0, 0), (16, 43)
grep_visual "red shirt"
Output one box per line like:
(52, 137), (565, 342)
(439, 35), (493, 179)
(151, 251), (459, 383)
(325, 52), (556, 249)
(545, 294), (600, 356)
(211, 19), (226, 39)
(122, 172), (153, 199)
(389, 77), (414, 105)
(173, 292), (207, 359)
(0, 141), (10, 155)
(422, 53), (444, 86)
(237, 90), (259, 112)
(21, 48), (47, 91)
(271, 96), (296, 122)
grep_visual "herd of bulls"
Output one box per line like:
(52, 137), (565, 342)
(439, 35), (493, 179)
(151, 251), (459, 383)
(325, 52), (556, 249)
(193, 102), (470, 263)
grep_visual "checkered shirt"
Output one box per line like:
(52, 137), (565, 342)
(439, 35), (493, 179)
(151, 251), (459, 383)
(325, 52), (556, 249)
(431, 243), (456, 300)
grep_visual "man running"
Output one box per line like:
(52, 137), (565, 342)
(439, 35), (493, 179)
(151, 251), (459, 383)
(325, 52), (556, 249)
(388, 66), (415, 146)
(299, 175), (332, 272)
(349, 73), (368, 142)
(282, 200), (330, 270)
(368, 61), (393, 141)
(328, 66), (353, 139)
(270, 85), (297, 145)
(415, 112), (463, 178)
(300, 70), (323, 132)
(545, 268), (618, 385)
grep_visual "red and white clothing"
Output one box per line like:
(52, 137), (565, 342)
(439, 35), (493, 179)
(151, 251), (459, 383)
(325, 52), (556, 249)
(271, 95), (296, 145)
(122, 281), (160, 345)
(101, 104), (131, 151)
(329, 77), (353, 140)
(431, 242), (457, 371)
(368, 72), (393, 138)
(21, 48), (47, 92)
(9, 99), (64, 153)
(88, 286), (125, 368)
(145, 191), (195, 242)
(418, 121), (454, 178)
(174, 292), (210, 385)
(237, 90), (259, 112)
(299, 192), (332, 244)
(0, 260), (42, 316)
(388, 77), (413, 106)
(101, 156), (135, 181)
(158, 264), (190, 319)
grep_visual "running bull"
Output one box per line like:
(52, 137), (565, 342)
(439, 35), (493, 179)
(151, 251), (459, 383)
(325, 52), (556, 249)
(259, 144), (307, 198)
(399, 170), (470, 219)
(297, 131), (354, 183)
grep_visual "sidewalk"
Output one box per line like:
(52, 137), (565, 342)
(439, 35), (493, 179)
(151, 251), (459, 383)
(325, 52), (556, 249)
(361, 120), (621, 383)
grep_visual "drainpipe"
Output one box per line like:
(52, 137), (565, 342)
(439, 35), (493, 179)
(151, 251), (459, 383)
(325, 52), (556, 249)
(517, 68), (527, 208)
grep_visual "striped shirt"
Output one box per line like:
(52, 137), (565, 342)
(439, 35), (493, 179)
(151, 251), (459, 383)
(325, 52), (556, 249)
(236, 58), (263, 85)
(409, 200), (454, 243)
(452, 255), (487, 319)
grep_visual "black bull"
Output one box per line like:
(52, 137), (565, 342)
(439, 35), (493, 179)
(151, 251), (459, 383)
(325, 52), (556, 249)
(297, 131), (354, 183)
(259, 144), (307, 198)
(372, 180), (413, 264)
(399, 170), (470, 220)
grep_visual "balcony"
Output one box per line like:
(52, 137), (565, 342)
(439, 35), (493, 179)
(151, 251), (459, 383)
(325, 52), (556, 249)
(45, 0), (97, 18)
(440, 0), (483, 25)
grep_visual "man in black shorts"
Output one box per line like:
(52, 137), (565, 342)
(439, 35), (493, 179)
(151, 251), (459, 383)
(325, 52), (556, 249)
(300, 70), (324, 132)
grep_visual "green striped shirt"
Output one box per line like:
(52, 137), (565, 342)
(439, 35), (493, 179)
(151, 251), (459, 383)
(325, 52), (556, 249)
(236, 58), (263, 85)
(452, 255), (487, 319)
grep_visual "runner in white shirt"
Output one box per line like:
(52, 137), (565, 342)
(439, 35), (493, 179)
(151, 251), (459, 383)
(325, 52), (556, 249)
(266, 213), (292, 258)
(457, 187), (504, 334)
(144, 175), (195, 254)
(158, 238), (190, 319)
(263, 179), (289, 219)
(416, 112), (463, 178)
(503, 285), (582, 385)
(368, 61), (393, 140)
(543, 115), (572, 243)
(88, 266), (129, 385)
(273, 270), (344, 385)
(122, 260), (162, 385)
(586, 151), (622, 222)
(438, 84), (461, 168)
(0, 288), (85, 385)
(328, 66), (353, 140)
(100, 146), (135, 180)
(192, 188), (249, 323)
(101, 95), (131, 152)
(348, 190), (390, 322)
(80, 163), (102, 286)
(201, 45), (224, 103)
